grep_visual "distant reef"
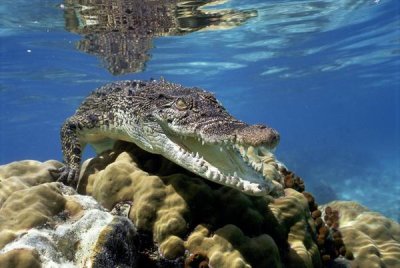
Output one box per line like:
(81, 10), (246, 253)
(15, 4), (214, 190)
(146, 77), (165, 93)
(1, 141), (399, 268)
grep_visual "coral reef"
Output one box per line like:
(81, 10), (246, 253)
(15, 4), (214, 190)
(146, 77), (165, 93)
(0, 160), (139, 267)
(1, 142), (399, 267)
(0, 249), (41, 268)
(78, 142), (321, 267)
(185, 224), (281, 268)
(320, 201), (400, 267)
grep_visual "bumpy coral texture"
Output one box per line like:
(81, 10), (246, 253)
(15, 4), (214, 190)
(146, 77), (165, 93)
(320, 201), (400, 268)
(269, 189), (321, 268)
(0, 160), (65, 249)
(79, 142), (321, 267)
(0, 160), (138, 268)
(0, 160), (62, 205)
(1, 143), (399, 268)
(0, 249), (41, 268)
(185, 224), (281, 268)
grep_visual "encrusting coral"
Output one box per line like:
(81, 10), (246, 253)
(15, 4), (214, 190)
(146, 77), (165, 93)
(0, 141), (399, 267)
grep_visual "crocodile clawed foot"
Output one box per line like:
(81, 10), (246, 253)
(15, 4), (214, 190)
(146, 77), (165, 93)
(49, 165), (79, 189)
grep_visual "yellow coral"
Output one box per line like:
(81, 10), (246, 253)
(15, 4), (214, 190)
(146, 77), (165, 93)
(320, 201), (400, 268)
(269, 189), (321, 268)
(82, 151), (190, 245)
(159, 235), (185, 259)
(185, 224), (281, 268)
(0, 160), (62, 206)
(0, 249), (41, 268)
(80, 145), (321, 266)
(0, 182), (66, 250)
(0, 159), (137, 267)
(0, 183), (66, 231)
(1, 144), (399, 268)
(86, 152), (137, 209)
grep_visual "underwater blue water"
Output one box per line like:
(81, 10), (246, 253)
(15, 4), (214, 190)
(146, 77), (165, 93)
(0, 0), (399, 220)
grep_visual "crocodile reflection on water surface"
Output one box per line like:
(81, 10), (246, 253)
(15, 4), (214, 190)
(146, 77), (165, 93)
(64, 0), (257, 74)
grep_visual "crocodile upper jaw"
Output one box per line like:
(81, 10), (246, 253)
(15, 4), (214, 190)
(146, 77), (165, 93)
(159, 130), (282, 196)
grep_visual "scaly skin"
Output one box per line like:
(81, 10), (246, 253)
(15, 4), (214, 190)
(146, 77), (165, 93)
(50, 79), (283, 196)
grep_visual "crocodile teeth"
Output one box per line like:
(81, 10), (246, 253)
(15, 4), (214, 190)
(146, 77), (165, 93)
(212, 172), (220, 181)
(230, 176), (239, 185)
(199, 165), (208, 173)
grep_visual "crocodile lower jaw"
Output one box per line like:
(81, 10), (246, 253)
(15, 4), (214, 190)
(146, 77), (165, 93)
(165, 134), (283, 196)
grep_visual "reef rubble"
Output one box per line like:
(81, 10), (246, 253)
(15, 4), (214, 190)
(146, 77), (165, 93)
(0, 142), (399, 268)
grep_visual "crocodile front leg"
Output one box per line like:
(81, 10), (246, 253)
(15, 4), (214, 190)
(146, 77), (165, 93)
(49, 117), (87, 189)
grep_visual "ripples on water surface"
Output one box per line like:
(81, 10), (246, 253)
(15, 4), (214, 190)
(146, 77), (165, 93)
(0, 0), (399, 220)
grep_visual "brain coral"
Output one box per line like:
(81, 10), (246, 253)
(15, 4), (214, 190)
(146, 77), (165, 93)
(320, 201), (400, 268)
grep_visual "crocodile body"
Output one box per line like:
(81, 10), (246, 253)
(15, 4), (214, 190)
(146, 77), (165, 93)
(51, 79), (283, 196)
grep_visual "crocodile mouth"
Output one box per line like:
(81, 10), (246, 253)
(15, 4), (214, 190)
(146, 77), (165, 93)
(163, 133), (282, 196)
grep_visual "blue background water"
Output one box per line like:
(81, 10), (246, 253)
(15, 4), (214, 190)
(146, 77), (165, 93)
(0, 0), (399, 220)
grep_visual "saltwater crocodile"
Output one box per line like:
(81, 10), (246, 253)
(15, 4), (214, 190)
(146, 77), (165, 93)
(50, 79), (283, 196)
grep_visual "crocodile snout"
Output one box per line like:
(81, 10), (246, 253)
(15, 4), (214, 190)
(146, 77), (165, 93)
(235, 124), (280, 148)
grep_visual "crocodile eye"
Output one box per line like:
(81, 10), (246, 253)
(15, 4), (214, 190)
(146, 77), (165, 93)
(175, 98), (188, 110)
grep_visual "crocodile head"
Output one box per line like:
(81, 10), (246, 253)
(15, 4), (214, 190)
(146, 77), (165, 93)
(132, 80), (283, 196)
